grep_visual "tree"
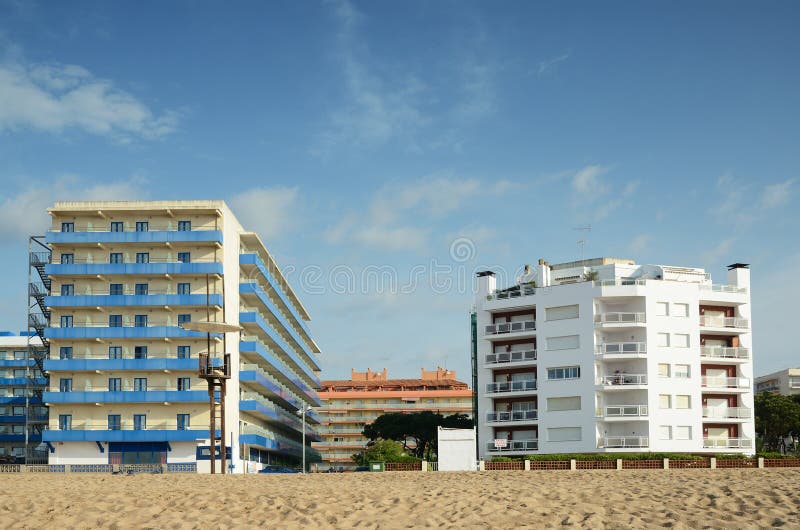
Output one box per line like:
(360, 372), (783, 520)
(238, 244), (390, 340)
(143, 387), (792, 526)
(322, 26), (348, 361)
(352, 439), (416, 466)
(362, 412), (474, 459)
(755, 392), (800, 452)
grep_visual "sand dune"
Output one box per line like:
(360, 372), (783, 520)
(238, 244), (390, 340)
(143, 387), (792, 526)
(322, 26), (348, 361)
(2, 469), (799, 529)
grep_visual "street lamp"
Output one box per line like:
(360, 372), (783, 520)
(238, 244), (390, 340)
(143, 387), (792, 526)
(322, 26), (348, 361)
(296, 404), (312, 473)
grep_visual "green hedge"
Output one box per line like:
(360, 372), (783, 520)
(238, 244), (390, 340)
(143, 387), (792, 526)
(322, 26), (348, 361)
(522, 453), (706, 461)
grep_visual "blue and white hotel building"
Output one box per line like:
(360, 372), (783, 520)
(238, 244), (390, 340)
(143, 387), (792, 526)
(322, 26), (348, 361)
(42, 201), (322, 471)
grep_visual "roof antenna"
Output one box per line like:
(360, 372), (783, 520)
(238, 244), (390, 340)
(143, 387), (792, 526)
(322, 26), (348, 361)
(574, 225), (591, 261)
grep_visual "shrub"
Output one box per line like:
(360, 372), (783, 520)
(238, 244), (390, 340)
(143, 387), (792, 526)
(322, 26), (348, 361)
(524, 453), (704, 462)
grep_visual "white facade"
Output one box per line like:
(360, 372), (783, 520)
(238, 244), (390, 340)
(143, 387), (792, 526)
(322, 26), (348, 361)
(475, 258), (755, 458)
(437, 427), (477, 471)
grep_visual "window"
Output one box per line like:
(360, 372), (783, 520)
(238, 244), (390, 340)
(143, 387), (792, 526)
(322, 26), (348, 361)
(13, 351), (25, 360)
(547, 427), (581, 442)
(61, 222), (74, 232)
(658, 426), (672, 440)
(109, 314), (123, 327)
(58, 414), (72, 431)
(659, 394), (671, 409)
(134, 315), (148, 328)
(60, 253), (74, 264)
(13, 368), (26, 378)
(675, 395), (691, 409)
(135, 252), (149, 264)
(177, 252), (190, 263)
(13, 388), (26, 397)
(178, 221), (191, 231)
(675, 426), (692, 440)
(59, 378), (72, 392)
(60, 315), (73, 328)
(109, 252), (123, 264)
(106, 346), (122, 360)
(546, 304), (579, 321)
(655, 302), (669, 316)
(177, 283), (191, 295)
(135, 283), (148, 295)
(109, 283), (123, 296)
(108, 415), (121, 430)
(135, 221), (149, 232)
(177, 414), (190, 430)
(133, 378), (147, 392)
(60, 284), (74, 296)
(657, 333), (670, 347)
(177, 377), (191, 391)
(673, 334), (690, 348)
(546, 335), (580, 351)
(110, 222), (124, 232)
(672, 303), (689, 317)
(177, 314), (191, 325)
(674, 364), (690, 378)
(108, 378), (122, 391)
(134, 346), (147, 359)
(547, 396), (581, 411)
(59, 347), (73, 360)
(177, 346), (190, 359)
(133, 414), (146, 430)
(547, 366), (580, 380)
(658, 363), (670, 378)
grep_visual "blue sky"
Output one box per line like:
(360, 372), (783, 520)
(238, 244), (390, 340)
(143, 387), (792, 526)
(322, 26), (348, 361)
(0, 0), (798, 380)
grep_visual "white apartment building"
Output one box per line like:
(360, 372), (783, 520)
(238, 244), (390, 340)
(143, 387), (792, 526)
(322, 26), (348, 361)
(755, 368), (800, 396)
(39, 201), (322, 472)
(474, 257), (754, 458)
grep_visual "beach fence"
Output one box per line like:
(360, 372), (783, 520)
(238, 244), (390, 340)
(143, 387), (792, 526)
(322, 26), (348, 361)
(0, 463), (197, 474)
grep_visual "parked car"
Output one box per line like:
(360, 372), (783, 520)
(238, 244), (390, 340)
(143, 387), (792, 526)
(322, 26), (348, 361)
(258, 465), (300, 474)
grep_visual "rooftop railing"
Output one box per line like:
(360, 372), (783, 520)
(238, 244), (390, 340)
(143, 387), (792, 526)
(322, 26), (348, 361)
(700, 346), (750, 360)
(486, 410), (538, 422)
(597, 374), (648, 386)
(486, 286), (536, 301)
(702, 437), (753, 449)
(485, 320), (536, 335)
(595, 342), (647, 355)
(485, 349), (537, 365)
(594, 312), (646, 324)
(593, 279), (647, 287)
(485, 380), (537, 394)
(702, 407), (752, 419)
(699, 316), (750, 329)
(699, 284), (747, 294)
(599, 436), (649, 448)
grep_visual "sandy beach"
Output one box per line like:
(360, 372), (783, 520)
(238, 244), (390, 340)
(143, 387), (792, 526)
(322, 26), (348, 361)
(2, 469), (799, 529)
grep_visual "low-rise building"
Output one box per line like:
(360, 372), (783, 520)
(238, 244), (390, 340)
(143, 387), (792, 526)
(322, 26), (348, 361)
(755, 368), (800, 396)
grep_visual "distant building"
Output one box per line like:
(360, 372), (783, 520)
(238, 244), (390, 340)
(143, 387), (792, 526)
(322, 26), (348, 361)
(313, 367), (473, 469)
(0, 332), (45, 463)
(755, 368), (800, 396)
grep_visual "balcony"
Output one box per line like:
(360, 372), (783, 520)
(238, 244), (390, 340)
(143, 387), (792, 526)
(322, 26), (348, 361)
(700, 346), (750, 361)
(702, 407), (752, 420)
(593, 279), (647, 288)
(42, 388), (207, 404)
(699, 316), (749, 329)
(484, 320), (536, 336)
(699, 284), (747, 295)
(484, 349), (537, 366)
(485, 380), (536, 394)
(44, 354), (200, 373)
(598, 436), (649, 448)
(46, 320), (210, 340)
(702, 437), (753, 449)
(486, 410), (538, 423)
(45, 293), (223, 309)
(596, 374), (648, 387)
(596, 405), (648, 418)
(486, 439), (538, 452)
(47, 227), (222, 245)
(43, 421), (209, 442)
(594, 312), (646, 326)
(701, 376), (750, 390)
(486, 286), (536, 302)
(595, 342), (647, 357)
(45, 258), (223, 277)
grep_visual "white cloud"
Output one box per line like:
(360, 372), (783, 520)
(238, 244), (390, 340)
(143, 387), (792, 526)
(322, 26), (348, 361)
(628, 234), (651, 254)
(759, 178), (795, 209)
(572, 165), (609, 195)
(354, 225), (428, 252)
(699, 238), (734, 267)
(228, 186), (299, 241)
(0, 60), (178, 140)
(0, 174), (149, 242)
(537, 52), (570, 76)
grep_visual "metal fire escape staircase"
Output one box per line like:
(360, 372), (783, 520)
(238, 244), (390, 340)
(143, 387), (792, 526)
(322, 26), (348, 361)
(26, 236), (51, 464)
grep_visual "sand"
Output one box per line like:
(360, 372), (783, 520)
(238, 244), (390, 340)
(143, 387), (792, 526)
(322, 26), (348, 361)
(2, 469), (799, 529)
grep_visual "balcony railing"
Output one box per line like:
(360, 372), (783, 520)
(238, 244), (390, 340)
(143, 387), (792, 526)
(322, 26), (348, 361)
(485, 349), (537, 365)
(599, 436), (649, 448)
(597, 405), (648, 417)
(485, 321), (536, 335)
(49, 319), (192, 328)
(702, 407), (752, 419)
(486, 410), (538, 422)
(48, 422), (206, 431)
(51, 225), (218, 233)
(594, 312), (646, 324)
(485, 380), (537, 394)
(487, 439), (538, 452)
(50, 351), (203, 360)
(593, 279), (647, 287)
(52, 288), (221, 296)
(486, 286), (536, 301)
(701, 376), (750, 389)
(699, 284), (747, 294)
(595, 342), (647, 355)
(702, 437), (753, 449)
(52, 257), (219, 264)
(699, 316), (749, 329)
(597, 374), (647, 386)
(700, 346), (750, 360)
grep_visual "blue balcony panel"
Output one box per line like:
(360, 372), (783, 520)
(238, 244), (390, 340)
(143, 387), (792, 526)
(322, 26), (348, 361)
(239, 341), (320, 404)
(45, 262), (224, 277)
(239, 370), (305, 411)
(0, 378), (47, 386)
(45, 293), (223, 308)
(45, 326), (210, 340)
(239, 433), (299, 456)
(0, 434), (42, 443)
(240, 312), (321, 379)
(46, 230), (223, 245)
(240, 283), (320, 370)
(0, 397), (41, 405)
(42, 390), (207, 404)
(44, 358), (198, 372)
(43, 429), (208, 443)
(0, 415), (27, 424)
(0, 360), (34, 368)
